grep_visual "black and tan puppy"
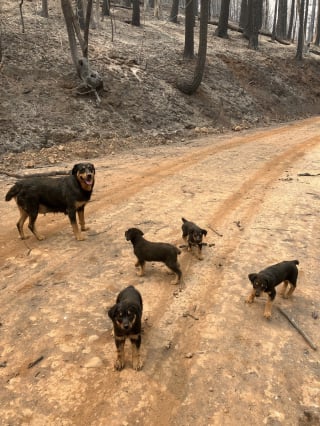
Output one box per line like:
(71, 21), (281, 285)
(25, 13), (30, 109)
(181, 217), (207, 260)
(246, 260), (299, 319)
(5, 163), (95, 241)
(125, 227), (182, 285)
(108, 285), (143, 371)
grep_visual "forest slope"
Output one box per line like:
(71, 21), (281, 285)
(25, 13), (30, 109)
(1, 2), (320, 168)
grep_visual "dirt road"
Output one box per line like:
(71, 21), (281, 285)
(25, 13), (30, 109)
(1, 118), (319, 425)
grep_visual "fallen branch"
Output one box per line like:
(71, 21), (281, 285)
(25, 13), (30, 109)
(277, 307), (317, 351)
(298, 172), (320, 177)
(1, 170), (70, 178)
(207, 225), (223, 237)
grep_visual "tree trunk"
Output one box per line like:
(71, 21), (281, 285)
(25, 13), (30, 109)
(132, 0), (141, 26)
(276, 0), (288, 39)
(245, 0), (263, 49)
(295, 0), (305, 59)
(177, 0), (209, 94)
(102, 0), (110, 16)
(287, 0), (295, 40)
(239, 0), (248, 29)
(41, 0), (49, 18)
(215, 0), (231, 38)
(183, 0), (195, 58)
(169, 0), (179, 23)
(315, 0), (320, 45)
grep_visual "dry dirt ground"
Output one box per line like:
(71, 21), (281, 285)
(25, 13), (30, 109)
(0, 117), (320, 425)
(1, 2), (320, 426)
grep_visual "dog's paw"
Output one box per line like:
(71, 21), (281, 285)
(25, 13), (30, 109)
(81, 226), (90, 232)
(245, 296), (254, 304)
(114, 359), (125, 371)
(76, 234), (86, 241)
(133, 360), (143, 371)
(264, 311), (272, 319)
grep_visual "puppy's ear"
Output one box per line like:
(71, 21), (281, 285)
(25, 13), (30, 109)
(138, 229), (144, 236)
(72, 164), (80, 175)
(108, 305), (117, 320)
(248, 273), (257, 283)
(201, 229), (207, 236)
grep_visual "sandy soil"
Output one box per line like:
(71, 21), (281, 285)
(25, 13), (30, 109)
(0, 117), (319, 425)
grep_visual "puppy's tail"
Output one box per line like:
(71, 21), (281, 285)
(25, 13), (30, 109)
(5, 184), (20, 202)
(293, 260), (299, 265)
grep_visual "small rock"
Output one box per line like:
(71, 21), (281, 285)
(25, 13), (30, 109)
(83, 357), (103, 368)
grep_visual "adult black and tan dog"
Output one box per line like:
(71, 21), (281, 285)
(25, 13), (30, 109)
(181, 217), (208, 260)
(125, 227), (182, 285)
(246, 260), (299, 319)
(108, 285), (143, 371)
(5, 163), (95, 241)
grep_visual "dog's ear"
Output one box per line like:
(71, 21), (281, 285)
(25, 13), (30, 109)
(248, 273), (257, 283)
(108, 305), (117, 320)
(201, 229), (207, 236)
(72, 164), (80, 175)
(137, 229), (144, 236)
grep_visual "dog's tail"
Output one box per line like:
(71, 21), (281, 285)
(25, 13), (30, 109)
(5, 183), (20, 202)
(181, 217), (187, 223)
(293, 260), (299, 265)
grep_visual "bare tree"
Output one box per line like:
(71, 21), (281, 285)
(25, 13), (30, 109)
(276, 0), (288, 39)
(169, 0), (180, 23)
(60, 0), (103, 99)
(295, 0), (306, 59)
(132, 0), (141, 26)
(183, 0), (195, 58)
(315, 0), (320, 45)
(177, 0), (209, 94)
(169, 0), (179, 23)
(215, 0), (231, 38)
(244, 0), (263, 49)
(40, 0), (49, 18)
(287, 0), (296, 40)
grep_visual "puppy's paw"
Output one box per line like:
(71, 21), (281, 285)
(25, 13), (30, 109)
(76, 234), (86, 241)
(245, 295), (254, 304)
(81, 226), (90, 231)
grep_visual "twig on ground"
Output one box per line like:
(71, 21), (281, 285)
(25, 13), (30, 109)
(207, 225), (223, 237)
(277, 307), (317, 351)
(28, 355), (44, 369)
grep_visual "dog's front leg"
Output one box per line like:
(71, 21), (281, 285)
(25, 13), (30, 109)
(130, 334), (142, 371)
(135, 259), (145, 276)
(114, 336), (126, 371)
(197, 244), (204, 260)
(264, 297), (273, 319)
(77, 206), (89, 232)
(68, 208), (84, 241)
(246, 289), (256, 304)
